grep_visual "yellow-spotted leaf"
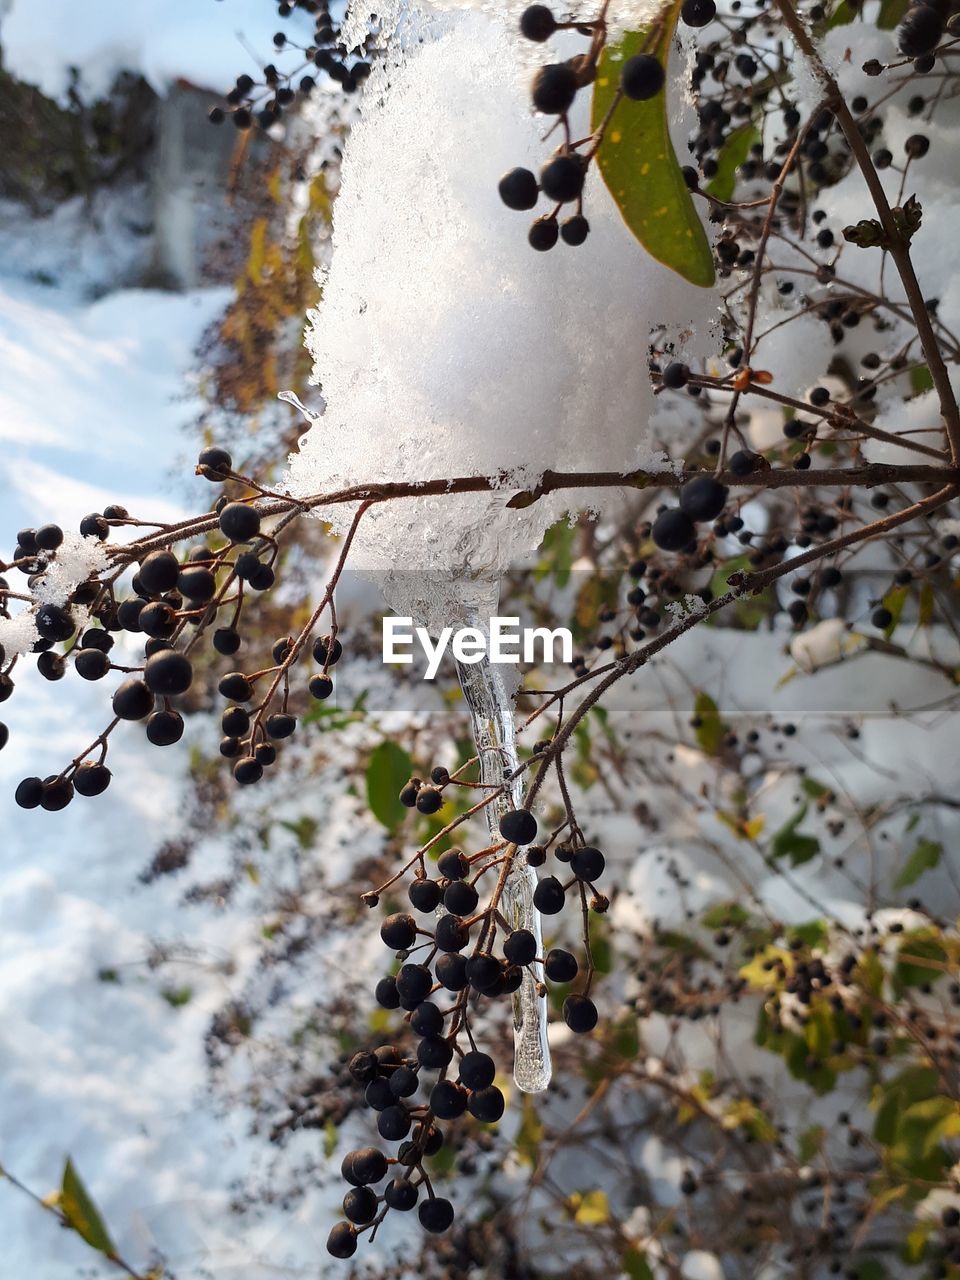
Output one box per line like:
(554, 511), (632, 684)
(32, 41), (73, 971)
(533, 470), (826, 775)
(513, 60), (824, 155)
(592, 7), (714, 287)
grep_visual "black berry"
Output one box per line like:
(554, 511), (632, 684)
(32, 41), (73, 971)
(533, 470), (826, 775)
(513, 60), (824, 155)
(561, 214), (589, 246)
(418, 1197), (455, 1233)
(680, 476), (729, 523)
(681, 0), (717, 26)
(326, 1223), (357, 1259)
(499, 808), (538, 845)
(533, 875), (565, 914)
(112, 678), (153, 721)
(138, 551), (180, 595)
(503, 929), (537, 965)
(380, 912), (417, 950)
(528, 216), (559, 251)
(545, 948), (578, 983)
(563, 993), (599, 1032)
(621, 54), (665, 101)
(73, 762), (111, 797)
(652, 507), (696, 552)
(531, 63), (578, 115)
(570, 845), (605, 881)
(146, 710), (184, 746)
(499, 167), (539, 211)
(520, 4), (556, 41)
(540, 153), (585, 203)
(218, 502), (261, 543)
(143, 650), (193, 696)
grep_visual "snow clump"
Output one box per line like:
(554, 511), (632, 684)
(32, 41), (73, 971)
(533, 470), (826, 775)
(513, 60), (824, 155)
(286, 3), (717, 601)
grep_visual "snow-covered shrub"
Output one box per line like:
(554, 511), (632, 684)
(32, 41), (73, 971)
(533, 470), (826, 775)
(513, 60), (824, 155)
(1, 0), (960, 1277)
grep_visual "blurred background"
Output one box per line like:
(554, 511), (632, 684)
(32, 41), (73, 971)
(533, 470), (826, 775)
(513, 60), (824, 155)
(0, 5), (376, 1276)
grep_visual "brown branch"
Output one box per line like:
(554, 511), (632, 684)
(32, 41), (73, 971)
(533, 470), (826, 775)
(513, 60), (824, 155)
(110, 460), (957, 563)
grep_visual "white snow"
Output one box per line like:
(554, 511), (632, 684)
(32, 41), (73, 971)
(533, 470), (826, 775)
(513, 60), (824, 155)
(0, 272), (230, 538)
(680, 1252), (725, 1280)
(32, 532), (109, 606)
(286, 5), (716, 598)
(0, 611), (39, 661)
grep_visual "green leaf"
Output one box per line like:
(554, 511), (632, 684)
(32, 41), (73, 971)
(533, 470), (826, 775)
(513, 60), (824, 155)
(535, 519), (576, 587)
(708, 552), (773, 630)
(706, 123), (759, 203)
(843, 217), (886, 249)
(873, 1089), (903, 1146)
(854, 1262), (887, 1280)
(878, 0), (909, 27)
(693, 690), (725, 756)
(895, 1095), (960, 1164)
(247, 217), (268, 283)
(894, 930), (947, 987)
(160, 985), (192, 1008)
(365, 741), (413, 832)
(656, 929), (709, 959)
(909, 364), (934, 396)
(903, 1220), (932, 1265)
(785, 1029), (836, 1094)
(573, 574), (620, 644)
(800, 776), (830, 800)
(880, 583), (909, 639)
(873, 1065), (939, 1144)
(61, 1158), (115, 1257)
(856, 949), (886, 999)
(590, 918), (615, 974)
(623, 1249), (655, 1280)
(591, 9), (714, 287)
(894, 838), (942, 890)
(789, 919), (829, 949)
(918, 581), (935, 627)
(770, 805), (821, 866)
(805, 999), (835, 1057)
(702, 901), (750, 929)
(611, 1017), (640, 1060)
(825, 0), (857, 27)
(278, 815), (319, 850)
(798, 1124), (825, 1162)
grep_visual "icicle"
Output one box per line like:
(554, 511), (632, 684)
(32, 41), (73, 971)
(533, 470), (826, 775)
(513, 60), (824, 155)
(455, 609), (551, 1094)
(278, 389), (325, 423)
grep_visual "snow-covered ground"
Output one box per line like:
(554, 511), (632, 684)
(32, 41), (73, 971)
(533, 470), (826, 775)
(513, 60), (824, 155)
(0, 197), (230, 538)
(0, 178), (342, 1275)
(0, 180), (426, 1280)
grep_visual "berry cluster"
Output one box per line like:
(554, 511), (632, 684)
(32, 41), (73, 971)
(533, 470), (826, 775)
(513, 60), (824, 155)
(207, 0), (372, 132)
(5, 447), (345, 809)
(325, 802), (607, 1257)
(497, 3), (719, 250)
